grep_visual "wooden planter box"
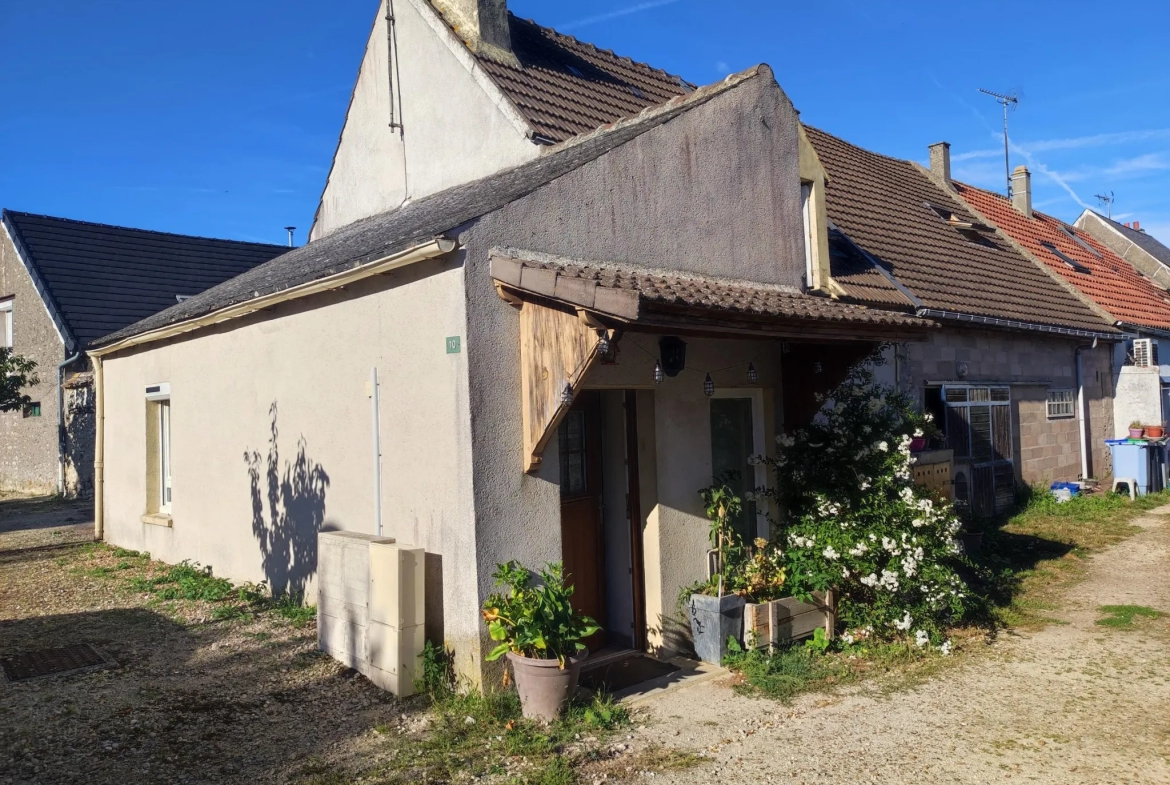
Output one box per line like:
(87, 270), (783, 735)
(743, 590), (836, 651)
(912, 449), (953, 501)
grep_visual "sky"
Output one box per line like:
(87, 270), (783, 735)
(2, 0), (1170, 245)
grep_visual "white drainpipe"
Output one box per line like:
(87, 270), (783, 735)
(1075, 338), (1098, 480)
(56, 352), (81, 495)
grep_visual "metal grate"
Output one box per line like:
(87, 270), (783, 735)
(1, 643), (109, 683)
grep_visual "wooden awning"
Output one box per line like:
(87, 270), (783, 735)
(491, 254), (935, 472)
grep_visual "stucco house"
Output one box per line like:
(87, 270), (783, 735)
(804, 129), (1122, 514)
(1074, 211), (1170, 292)
(311, 0), (693, 240)
(0, 210), (285, 496)
(88, 67), (935, 683)
(953, 170), (1170, 437)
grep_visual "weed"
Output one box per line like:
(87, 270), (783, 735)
(723, 638), (846, 703)
(1096, 605), (1164, 629)
(211, 604), (252, 622)
(417, 639), (455, 699)
(145, 561), (235, 601)
(271, 593), (316, 627)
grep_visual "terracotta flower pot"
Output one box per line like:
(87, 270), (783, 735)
(1130, 428), (1145, 439)
(507, 650), (587, 722)
(1146, 426), (1165, 438)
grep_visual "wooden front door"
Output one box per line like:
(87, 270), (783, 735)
(559, 390), (606, 650)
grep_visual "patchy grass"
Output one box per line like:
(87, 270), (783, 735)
(980, 490), (1170, 629)
(1096, 604), (1165, 629)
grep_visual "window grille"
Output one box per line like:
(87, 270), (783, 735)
(1046, 389), (1075, 420)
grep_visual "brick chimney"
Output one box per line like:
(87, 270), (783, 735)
(432, 0), (517, 64)
(928, 142), (952, 189)
(1134, 220), (1142, 231)
(1011, 165), (1032, 218)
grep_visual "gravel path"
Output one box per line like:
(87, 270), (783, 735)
(628, 504), (1170, 785)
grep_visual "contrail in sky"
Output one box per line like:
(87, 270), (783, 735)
(558, 0), (683, 31)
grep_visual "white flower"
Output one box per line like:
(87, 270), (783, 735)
(822, 546), (840, 561)
(841, 631), (855, 644)
(743, 492), (756, 502)
(860, 573), (879, 588)
(877, 441), (889, 452)
(911, 518), (926, 528)
(899, 487), (915, 503)
(913, 428), (924, 438)
(842, 566), (850, 578)
(776, 433), (795, 448)
(924, 412), (934, 423)
(881, 536), (898, 553)
(848, 542), (869, 556)
(901, 555), (918, 577)
(915, 629), (930, 648)
(894, 610), (912, 631)
(939, 640), (952, 656)
(859, 479), (871, 490)
(880, 570), (900, 591)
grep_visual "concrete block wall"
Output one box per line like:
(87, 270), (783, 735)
(1114, 366), (1162, 439)
(906, 327), (1114, 485)
(317, 530), (425, 696)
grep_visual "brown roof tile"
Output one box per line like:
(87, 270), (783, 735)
(828, 228), (916, 308)
(476, 15), (694, 143)
(491, 254), (933, 331)
(804, 126), (1116, 335)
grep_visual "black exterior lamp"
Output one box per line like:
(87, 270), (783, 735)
(658, 336), (687, 378)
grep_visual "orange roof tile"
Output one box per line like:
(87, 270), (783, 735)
(957, 183), (1170, 331)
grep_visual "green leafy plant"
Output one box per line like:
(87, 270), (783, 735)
(417, 639), (456, 699)
(1096, 604), (1164, 629)
(0, 347), (38, 413)
(482, 561), (600, 666)
(803, 626), (832, 655)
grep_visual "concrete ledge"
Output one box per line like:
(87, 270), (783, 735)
(140, 513), (173, 528)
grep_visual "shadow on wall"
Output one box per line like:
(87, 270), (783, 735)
(244, 402), (330, 598)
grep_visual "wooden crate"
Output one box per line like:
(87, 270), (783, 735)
(743, 590), (835, 651)
(912, 449), (953, 501)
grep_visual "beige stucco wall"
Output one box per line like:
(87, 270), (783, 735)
(311, 0), (538, 239)
(98, 257), (481, 663)
(1114, 366), (1162, 439)
(0, 224), (65, 494)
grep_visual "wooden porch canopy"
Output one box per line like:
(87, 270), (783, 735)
(490, 253), (935, 472)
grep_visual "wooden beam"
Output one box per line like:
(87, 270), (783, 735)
(521, 302), (604, 473)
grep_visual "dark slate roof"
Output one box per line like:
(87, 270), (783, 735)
(94, 69), (766, 348)
(491, 254), (933, 331)
(475, 14), (694, 143)
(1, 210), (287, 349)
(804, 127), (1117, 335)
(1094, 211), (1170, 268)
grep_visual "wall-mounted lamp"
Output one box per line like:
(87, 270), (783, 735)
(747, 362), (758, 383)
(703, 373), (715, 396)
(560, 382), (573, 407)
(659, 336), (687, 377)
(653, 361), (664, 384)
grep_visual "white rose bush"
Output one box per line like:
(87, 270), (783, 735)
(758, 360), (976, 651)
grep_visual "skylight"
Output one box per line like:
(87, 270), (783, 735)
(1058, 226), (1102, 258)
(1041, 242), (1091, 274)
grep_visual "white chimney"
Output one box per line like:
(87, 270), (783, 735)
(929, 142), (952, 189)
(1011, 165), (1032, 218)
(432, 0), (516, 64)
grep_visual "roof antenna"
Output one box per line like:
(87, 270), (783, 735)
(284, 226), (296, 248)
(978, 88), (1020, 198)
(1094, 191), (1115, 220)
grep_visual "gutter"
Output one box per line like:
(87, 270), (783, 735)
(88, 237), (456, 543)
(1074, 339), (1099, 481)
(56, 352), (81, 496)
(914, 308), (1119, 342)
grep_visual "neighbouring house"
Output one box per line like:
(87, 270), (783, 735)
(311, 0), (692, 240)
(0, 210), (286, 496)
(88, 67), (935, 684)
(804, 129), (1122, 514)
(953, 169), (1170, 437)
(1074, 211), (1170, 292)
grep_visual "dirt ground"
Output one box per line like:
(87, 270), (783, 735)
(627, 504), (1170, 784)
(4, 497), (1170, 784)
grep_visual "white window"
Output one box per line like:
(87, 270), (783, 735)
(145, 383), (172, 516)
(1047, 389), (1075, 420)
(159, 400), (172, 513)
(0, 298), (12, 348)
(801, 182), (815, 287)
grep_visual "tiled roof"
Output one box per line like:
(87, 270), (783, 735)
(828, 228), (916, 309)
(490, 254), (933, 331)
(957, 184), (1170, 331)
(1102, 215), (1170, 268)
(475, 14), (694, 143)
(94, 71), (763, 349)
(1, 211), (287, 349)
(804, 127), (1115, 335)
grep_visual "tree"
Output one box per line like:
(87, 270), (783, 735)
(0, 347), (39, 413)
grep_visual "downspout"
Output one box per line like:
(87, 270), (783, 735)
(1075, 338), (1098, 481)
(56, 352), (81, 496)
(93, 354), (105, 541)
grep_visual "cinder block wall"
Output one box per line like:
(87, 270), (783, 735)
(906, 327), (1113, 485)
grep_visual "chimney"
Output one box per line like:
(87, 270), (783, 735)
(928, 142), (952, 188)
(432, 0), (516, 64)
(1011, 165), (1032, 218)
(1134, 220), (1141, 231)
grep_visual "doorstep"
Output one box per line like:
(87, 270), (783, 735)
(578, 649), (726, 704)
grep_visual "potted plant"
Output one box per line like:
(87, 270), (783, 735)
(688, 478), (748, 664)
(1129, 421), (1145, 439)
(1146, 423), (1166, 439)
(482, 561), (599, 722)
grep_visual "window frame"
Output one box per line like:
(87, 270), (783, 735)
(158, 399), (172, 514)
(0, 298), (12, 349)
(710, 388), (768, 541)
(800, 182), (815, 288)
(1040, 241), (1091, 274)
(1046, 389), (1075, 420)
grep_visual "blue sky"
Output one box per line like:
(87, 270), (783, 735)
(3, 1), (1169, 245)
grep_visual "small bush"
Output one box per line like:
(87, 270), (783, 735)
(149, 561), (235, 601)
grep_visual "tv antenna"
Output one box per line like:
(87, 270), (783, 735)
(1095, 191), (1115, 219)
(979, 88), (1020, 197)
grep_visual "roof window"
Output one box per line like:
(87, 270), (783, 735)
(566, 64), (584, 77)
(925, 203), (995, 245)
(1040, 242), (1091, 274)
(1058, 226), (1102, 258)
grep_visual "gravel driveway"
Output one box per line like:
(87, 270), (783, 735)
(626, 504), (1170, 784)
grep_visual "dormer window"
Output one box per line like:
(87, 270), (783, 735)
(925, 203), (994, 245)
(1040, 242), (1091, 274)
